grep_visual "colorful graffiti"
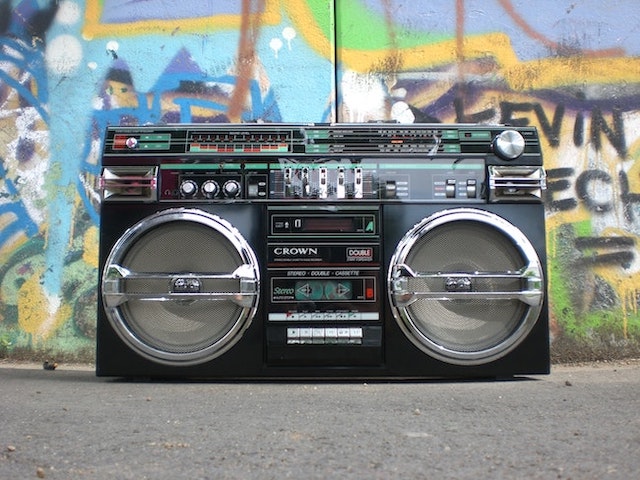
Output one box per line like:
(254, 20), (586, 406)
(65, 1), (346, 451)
(0, 0), (639, 361)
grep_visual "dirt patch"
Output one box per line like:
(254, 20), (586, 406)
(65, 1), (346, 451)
(0, 346), (95, 364)
(551, 334), (640, 364)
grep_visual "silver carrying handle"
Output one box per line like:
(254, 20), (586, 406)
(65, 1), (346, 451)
(102, 264), (259, 308)
(390, 263), (543, 307)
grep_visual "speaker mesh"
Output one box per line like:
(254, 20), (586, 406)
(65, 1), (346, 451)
(404, 220), (526, 353)
(115, 220), (244, 354)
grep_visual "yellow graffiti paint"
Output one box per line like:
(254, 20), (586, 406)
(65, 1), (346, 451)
(157, 90), (229, 119)
(83, 226), (100, 269)
(337, 31), (640, 91)
(503, 56), (640, 91)
(282, 0), (334, 59)
(83, 0), (281, 39)
(0, 229), (28, 264)
(103, 80), (139, 109)
(338, 33), (519, 73)
(17, 270), (72, 339)
(626, 137), (640, 192)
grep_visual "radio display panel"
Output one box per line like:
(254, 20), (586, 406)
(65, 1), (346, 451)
(304, 217), (354, 233)
(271, 214), (377, 235)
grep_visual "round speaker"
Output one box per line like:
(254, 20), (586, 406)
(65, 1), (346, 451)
(101, 208), (260, 366)
(388, 208), (544, 365)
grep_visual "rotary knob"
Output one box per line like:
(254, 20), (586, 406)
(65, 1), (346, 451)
(179, 180), (198, 198)
(493, 129), (525, 160)
(201, 180), (219, 199)
(222, 180), (241, 198)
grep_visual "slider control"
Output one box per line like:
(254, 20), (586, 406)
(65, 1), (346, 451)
(319, 167), (328, 198)
(337, 167), (346, 198)
(384, 180), (397, 199)
(301, 167), (310, 197)
(466, 179), (477, 198)
(284, 167), (293, 197)
(445, 179), (456, 198)
(354, 167), (363, 198)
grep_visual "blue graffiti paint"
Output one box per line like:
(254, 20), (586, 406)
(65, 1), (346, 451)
(0, 37), (49, 123)
(75, 46), (288, 225)
(99, 0), (261, 24)
(0, 161), (39, 247)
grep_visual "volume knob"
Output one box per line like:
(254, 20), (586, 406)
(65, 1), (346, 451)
(223, 180), (241, 198)
(493, 130), (525, 160)
(201, 180), (219, 198)
(180, 180), (198, 197)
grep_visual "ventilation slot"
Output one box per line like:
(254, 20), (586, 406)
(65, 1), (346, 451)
(488, 166), (546, 203)
(100, 166), (158, 202)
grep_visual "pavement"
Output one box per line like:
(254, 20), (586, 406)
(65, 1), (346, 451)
(1, 360), (639, 480)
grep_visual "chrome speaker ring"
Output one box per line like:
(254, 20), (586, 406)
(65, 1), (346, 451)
(388, 207), (544, 366)
(101, 208), (260, 366)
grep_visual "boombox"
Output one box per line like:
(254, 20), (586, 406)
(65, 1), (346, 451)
(96, 123), (549, 379)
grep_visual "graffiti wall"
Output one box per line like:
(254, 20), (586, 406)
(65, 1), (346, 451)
(0, 0), (639, 362)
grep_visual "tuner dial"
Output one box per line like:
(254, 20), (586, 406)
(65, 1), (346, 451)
(201, 180), (219, 198)
(179, 180), (198, 198)
(222, 180), (241, 198)
(493, 130), (525, 160)
(125, 137), (138, 149)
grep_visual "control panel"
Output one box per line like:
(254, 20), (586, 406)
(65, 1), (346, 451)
(101, 123), (545, 204)
(151, 158), (485, 202)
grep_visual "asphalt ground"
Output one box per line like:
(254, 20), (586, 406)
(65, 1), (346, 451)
(1, 360), (639, 479)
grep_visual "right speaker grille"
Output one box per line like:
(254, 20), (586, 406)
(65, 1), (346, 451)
(389, 208), (544, 365)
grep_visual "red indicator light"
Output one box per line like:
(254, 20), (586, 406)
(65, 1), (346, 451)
(113, 135), (128, 149)
(366, 287), (374, 299)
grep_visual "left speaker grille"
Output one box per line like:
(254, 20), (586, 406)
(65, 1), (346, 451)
(102, 209), (259, 365)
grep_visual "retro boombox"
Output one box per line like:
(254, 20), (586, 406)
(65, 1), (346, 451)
(96, 123), (549, 379)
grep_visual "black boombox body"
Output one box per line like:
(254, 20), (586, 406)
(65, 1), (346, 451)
(97, 123), (549, 379)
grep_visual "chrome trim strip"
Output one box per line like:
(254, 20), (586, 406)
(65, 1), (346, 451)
(488, 165), (546, 202)
(99, 166), (158, 202)
(102, 263), (259, 308)
(390, 263), (543, 307)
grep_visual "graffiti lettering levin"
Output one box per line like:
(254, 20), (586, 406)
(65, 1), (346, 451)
(457, 100), (628, 158)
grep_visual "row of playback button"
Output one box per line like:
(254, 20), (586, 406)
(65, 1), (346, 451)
(287, 327), (363, 345)
(270, 313), (379, 321)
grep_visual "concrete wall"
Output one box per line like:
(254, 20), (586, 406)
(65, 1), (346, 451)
(1, 0), (639, 362)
